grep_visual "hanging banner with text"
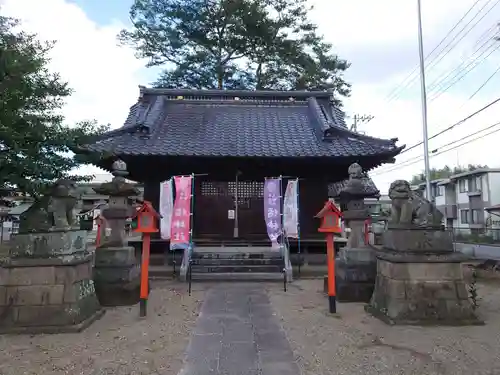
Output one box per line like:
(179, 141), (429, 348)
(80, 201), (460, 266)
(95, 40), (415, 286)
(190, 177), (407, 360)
(170, 176), (193, 250)
(159, 178), (174, 240)
(283, 179), (299, 239)
(264, 178), (282, 249)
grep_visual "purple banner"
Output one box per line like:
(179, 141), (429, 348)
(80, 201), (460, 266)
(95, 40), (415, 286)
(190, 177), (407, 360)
(264, 178), (282, 248)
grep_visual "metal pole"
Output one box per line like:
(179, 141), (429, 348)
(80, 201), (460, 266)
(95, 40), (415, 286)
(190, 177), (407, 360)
(234, 172), (239, 238)
(417, 0), (432, 200)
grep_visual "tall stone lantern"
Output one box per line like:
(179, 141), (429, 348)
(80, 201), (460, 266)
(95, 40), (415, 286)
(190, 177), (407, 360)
(335, 163), (379, 303)
(92, 159), (141, 306)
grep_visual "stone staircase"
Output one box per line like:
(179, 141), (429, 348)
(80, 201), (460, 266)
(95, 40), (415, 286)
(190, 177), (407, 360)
(187, 246), (286, 281)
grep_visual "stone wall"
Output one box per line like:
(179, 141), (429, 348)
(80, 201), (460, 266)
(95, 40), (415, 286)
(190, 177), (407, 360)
(0, 257), (102, 333)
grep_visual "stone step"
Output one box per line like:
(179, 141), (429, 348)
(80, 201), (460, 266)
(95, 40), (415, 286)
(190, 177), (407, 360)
(190, 258), (283, 266)
(190, 265), (282, 273)
(192, 252), (282, 260)
(190, 272), (284, 281)
(194, 246), (278, 253)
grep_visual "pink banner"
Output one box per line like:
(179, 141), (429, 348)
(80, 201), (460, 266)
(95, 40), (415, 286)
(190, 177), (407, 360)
(170, 176), (192, 249)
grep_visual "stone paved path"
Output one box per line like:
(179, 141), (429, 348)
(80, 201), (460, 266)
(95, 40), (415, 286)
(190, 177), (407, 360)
(179, 284), (300, 375)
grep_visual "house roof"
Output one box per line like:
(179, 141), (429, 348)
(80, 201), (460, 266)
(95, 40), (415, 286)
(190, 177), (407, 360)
(80, 88), (404, 160)
(8, 203), (33, 216)
(449, 168), (500, 181)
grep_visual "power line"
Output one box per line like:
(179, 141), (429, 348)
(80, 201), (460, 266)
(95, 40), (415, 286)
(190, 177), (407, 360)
(420, 0), (499, 94)
(371, 122), (500, 176)
(426, 23), (498, 94)
(429, 41), (500, 102)
(398, 96), (500, 155)
(467, 63), (500, 100)
(383, 0), (484, 104)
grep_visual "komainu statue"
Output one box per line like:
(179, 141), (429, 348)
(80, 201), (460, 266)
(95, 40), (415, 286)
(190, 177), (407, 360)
(388, 179), (443, 228)
(19, 179), (80, 233)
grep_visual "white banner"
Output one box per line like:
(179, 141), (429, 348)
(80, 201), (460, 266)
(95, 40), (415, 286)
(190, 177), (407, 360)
(159, 179), (174, 239)
(283, 179), (299, 239)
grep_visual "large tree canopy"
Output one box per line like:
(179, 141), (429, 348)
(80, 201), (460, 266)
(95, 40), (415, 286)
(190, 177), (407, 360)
(410, 164), (489, 185)
(0, 16), (109, 197)
(119, 0), (350, 104)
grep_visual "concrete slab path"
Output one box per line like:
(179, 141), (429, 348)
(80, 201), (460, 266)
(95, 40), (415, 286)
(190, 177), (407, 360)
(178, 284), (301, 375)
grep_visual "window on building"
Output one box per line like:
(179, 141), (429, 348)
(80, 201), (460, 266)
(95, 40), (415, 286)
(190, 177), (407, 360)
(468, 178), (477, 192)
(471, 209), (482, 224)
(476, 177), (482, 191)
(458, 179), (468, 193)
(436, 186), (444, 196)
(460, 209), (469, 224)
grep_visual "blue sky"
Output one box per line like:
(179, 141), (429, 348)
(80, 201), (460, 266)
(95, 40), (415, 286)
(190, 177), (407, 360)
(70, 0), (132, 25)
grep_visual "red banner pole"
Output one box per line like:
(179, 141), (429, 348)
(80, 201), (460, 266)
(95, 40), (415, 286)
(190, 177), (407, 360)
(139, 233), (151, 317)
(326, 232), (336, 313)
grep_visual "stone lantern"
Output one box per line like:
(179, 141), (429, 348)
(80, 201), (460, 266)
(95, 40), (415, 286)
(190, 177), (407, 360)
(334, 163), (380, 303)
(92, 159), (141, 306)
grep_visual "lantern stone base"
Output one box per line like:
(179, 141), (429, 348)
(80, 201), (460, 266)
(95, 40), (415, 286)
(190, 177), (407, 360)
(334, 247), (377, 303)
(0, 253), (103, 334)
(93, 246), (141, 306)
(365, 249), (483, 326)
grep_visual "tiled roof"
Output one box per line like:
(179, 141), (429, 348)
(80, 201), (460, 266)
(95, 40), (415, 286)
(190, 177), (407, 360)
(82, 88), (404, 159)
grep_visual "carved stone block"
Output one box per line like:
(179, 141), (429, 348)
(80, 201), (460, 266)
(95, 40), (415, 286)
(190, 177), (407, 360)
(383, 228), (453, 253)
(0, 254), (103, 334)
(366, 251), (483, 326)
(334, 247), (377, 303)
(93, 246), (141, 306)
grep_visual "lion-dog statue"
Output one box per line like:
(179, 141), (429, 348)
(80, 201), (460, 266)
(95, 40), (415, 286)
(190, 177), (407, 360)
(388, 180), (443, 228)
(18, 179), (80, 233)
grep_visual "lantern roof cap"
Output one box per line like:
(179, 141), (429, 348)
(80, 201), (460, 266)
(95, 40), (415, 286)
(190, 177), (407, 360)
(131, 200), (161, 218)
(314, 200), (343, 219)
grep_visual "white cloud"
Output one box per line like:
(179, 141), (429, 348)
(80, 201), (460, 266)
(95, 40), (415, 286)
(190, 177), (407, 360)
(311, 0), (500, 193)
(2, 0), (500, 190)
(1, 0), (155, 180)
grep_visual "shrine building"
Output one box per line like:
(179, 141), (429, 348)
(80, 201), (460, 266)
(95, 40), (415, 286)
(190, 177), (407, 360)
(78, 87), (404, 250)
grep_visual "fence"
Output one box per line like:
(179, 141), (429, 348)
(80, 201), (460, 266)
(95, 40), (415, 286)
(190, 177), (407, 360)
(452, 227), (500, 245)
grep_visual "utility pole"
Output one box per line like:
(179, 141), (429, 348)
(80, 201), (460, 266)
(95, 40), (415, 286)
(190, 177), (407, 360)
(417, 0), (432, 200)
(350, 114), (374, 132)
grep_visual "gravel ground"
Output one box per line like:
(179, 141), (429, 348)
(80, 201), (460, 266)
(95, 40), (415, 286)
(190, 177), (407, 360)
(0, 280), (205, 375)
(269, 279), (500, 375)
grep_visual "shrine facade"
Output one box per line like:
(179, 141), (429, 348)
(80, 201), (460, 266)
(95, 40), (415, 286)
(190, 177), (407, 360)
(78, 88), (404, 245)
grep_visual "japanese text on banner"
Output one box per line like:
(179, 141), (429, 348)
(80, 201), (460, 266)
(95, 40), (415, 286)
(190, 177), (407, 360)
(170, 176), (192, 250)
(283, 179), (299, 238)
(264, 178), (282, 248)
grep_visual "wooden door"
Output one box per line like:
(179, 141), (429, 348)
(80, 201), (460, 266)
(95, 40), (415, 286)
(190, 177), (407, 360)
(193, 180), (235, 240)
(236, 181), (266, 241)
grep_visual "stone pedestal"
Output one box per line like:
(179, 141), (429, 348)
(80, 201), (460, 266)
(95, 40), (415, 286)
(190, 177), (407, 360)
(0, 230), (103, 334)
(93, 246), (140, 306)
(366, 228), (482, 325)
(335, 247), (376, 302)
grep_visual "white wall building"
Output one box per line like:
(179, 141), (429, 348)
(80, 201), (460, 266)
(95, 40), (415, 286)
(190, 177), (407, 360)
(429, 169), (500, 236)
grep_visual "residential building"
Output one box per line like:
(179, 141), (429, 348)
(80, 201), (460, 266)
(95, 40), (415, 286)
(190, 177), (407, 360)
(433, 169), (500, 234)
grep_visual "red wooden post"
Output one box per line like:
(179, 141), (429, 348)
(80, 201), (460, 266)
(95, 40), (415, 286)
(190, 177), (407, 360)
(133, 200), (161, 317)
(326, 232), (336, 312)
(315, 200), (343, 314)
(95, 216), (103, 247)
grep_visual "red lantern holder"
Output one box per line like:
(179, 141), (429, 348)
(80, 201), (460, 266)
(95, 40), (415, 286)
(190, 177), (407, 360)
(315, 200), (343, 314)
(131, 200), (161, 317)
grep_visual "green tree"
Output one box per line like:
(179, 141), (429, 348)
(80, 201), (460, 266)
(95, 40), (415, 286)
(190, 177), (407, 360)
(0, 16), (109, 197)
(410, 164), (488, 185)
(118, 0), (350, 104)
